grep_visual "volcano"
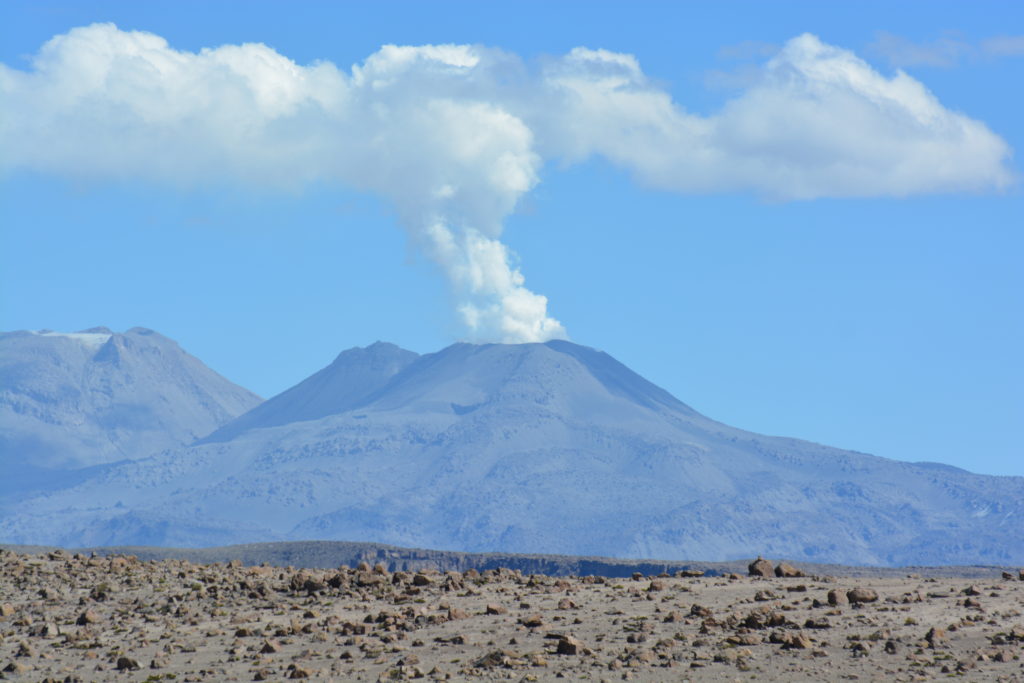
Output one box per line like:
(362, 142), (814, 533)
(0, 327), (261, 492)
(2, 339), (1021, 566)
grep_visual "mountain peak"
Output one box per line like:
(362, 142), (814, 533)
(201, 341), (420, 443)
(354, 339), (697, 418)
(0, 326), (262, 472)
(205, 339), (697, 446)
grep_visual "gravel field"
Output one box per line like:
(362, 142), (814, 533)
(2, 549), (1023, 681)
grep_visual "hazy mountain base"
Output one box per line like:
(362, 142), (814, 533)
(2, 541), (1017, 579)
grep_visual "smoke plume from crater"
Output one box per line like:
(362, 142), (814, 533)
(0, 25), (1012, 341)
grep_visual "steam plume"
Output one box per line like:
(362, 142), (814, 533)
(0, 26), (1012, 341)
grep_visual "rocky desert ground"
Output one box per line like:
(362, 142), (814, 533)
(2, 548), (1023, 682)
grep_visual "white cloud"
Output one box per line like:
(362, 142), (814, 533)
(0, 25), (1014, 341)
(981, 35), (1024, 57)
(539, 34), (1012, 199)
(870, 31), (1024, 66)
(868, 31), (970, 68)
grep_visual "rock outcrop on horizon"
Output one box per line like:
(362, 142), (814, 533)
(0, 328), (262, 491)
(2, 339), (1022, 566)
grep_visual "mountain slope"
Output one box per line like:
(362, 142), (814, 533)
(201, 341), (418, 443)
(0, 327), (262, 478)
(1, 340), (1021, 566)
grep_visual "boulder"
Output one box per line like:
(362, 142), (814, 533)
(774, 562), (805, 578)
(115, 657), (140, 671)
(781, 632), (813, 649)
(846, 588), (879, 604)
(925, 627), (948, 648)
(76, 609), (99, 626)
(556, 635), (588, 655)
(748, 557), (774, 577)
(827, 589), (848, 606)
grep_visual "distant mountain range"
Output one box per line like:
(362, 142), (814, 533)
(2, 330), (1022, 566)
(0, 328), (261, 490)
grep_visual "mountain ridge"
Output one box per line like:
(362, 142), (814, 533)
(2, 337), (1021, 567)
(0, 327), (263, 478)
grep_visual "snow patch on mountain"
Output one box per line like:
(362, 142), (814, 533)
(32, 330), (113, 349)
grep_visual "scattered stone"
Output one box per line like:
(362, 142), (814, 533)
(0, 547), (1019, 681)
(76, 609), (99, 625)
(775, 562), (805, 578)
(781, 633), (813, 649)
(925, 627), (948, 648)
(846, 588), (879, 604)
(116, 657), (140, 671)
(827, 589), (848, 606)
(689, 604), (712, 617)
(555, 635), (588, 655)
(474, 650), (511, 668)
(748, 557), (774, 578)
(804, 617), (831, 629)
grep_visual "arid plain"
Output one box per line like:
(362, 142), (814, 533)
(2, 549), (1023, 682)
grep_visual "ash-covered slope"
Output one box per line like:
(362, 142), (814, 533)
(2, 340), (1021, 566)
(0, 328), (262, 483)
(200, 342), (418, 443)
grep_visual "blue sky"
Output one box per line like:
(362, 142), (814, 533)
(2, 1), (1022, 476)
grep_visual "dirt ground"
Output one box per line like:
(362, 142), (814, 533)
(1, 548), (1023, 682)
